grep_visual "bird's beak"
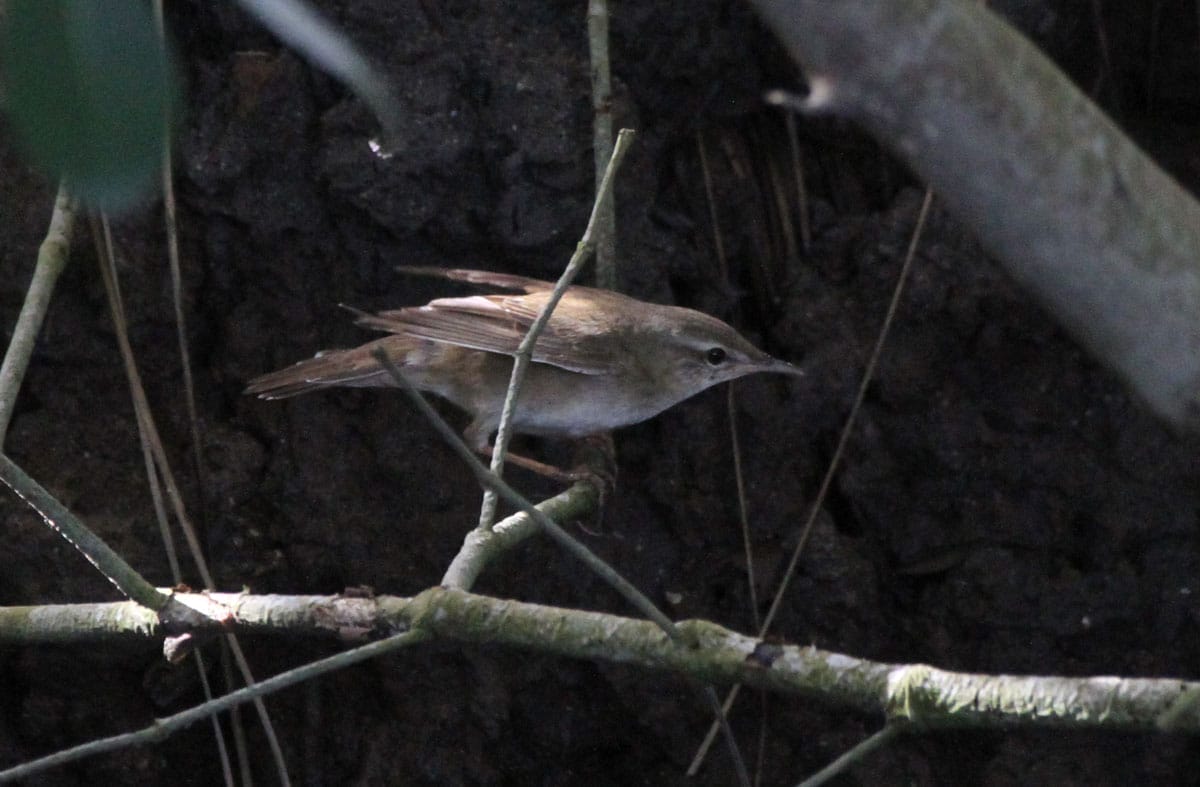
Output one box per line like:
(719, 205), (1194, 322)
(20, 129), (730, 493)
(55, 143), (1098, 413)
(774, 359), (805, 377)
(752, 356), (804, 377)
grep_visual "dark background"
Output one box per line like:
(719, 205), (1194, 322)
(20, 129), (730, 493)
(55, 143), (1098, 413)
(2, 1), (1199, 784)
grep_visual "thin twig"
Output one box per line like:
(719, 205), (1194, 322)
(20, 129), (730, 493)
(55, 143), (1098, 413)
(687, 682), (743, 776)
(754, 692), (768, 787)
(588, 0), (616, 289)
(796, 724), (904, 787)
(783, 109), (812, 253)
(0, 453), (169, 610)
(131, 342), (233, 784)
(92, 215), (216, 589)
(224, 633), (291, 785)
(94, 215), (291, 786)
(376, 350), (673, 633)
(691, 187), (935, 771)
(442, 480), (597, 589)
(0, 183), (77, 447)
(191, 649), (235, 787)
(375, 350), (750, 786)
(698, 130), (758, 628)
(696, 130), (729, 280)
(0, 630), (429, 784)
(150, 0), (240, 777)
(726, 385), (757, 625)
(763, 187), (933, 637)
(476, 127), (635, 530)
(152, 0), (209, 536)
(768, 148), (799, 265)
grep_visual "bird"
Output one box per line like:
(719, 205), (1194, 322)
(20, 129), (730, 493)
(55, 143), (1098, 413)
(246, 267), (801, 477)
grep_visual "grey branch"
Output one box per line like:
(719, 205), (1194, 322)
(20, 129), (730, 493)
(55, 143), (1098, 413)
(751, 0), (1200, 429)
(0, 183), (76, 447)
(1, 587), (1197, 732)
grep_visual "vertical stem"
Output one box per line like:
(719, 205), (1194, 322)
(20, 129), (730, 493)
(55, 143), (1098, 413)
(588, 0), (617, 289)
(476, 130), (635, 530)
(153, 0), (209, 526)
(783, 109), (812, 253)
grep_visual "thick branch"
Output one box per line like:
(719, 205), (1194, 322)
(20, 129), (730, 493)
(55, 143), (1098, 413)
(751, 0), (1200, 429)
(2, 588), (1197, 732)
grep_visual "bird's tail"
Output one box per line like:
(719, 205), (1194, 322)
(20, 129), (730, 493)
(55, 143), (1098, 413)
(244, 335), (418, 399)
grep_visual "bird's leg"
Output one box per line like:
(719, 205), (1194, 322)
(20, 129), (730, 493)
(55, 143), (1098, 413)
(571, 433), (617, 493)
(568, 433), (618, 532)
(474, 434), (616, 500)
(478, 446), (578, 484)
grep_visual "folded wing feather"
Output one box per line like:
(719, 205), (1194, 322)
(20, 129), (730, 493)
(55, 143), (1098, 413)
(354, 294), (621, 376)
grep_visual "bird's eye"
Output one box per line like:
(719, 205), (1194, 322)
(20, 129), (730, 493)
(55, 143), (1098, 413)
(705, 347), (727, 365)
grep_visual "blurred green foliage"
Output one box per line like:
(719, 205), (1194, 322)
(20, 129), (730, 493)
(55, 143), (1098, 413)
(1, 0), (178, 212)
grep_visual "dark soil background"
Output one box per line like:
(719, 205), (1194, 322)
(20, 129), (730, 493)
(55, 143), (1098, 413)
(3, 1), (1200, 784)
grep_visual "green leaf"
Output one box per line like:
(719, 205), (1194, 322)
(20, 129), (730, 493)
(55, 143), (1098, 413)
(1, 0), (179, 212)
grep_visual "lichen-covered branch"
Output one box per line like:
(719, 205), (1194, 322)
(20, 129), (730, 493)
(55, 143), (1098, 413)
(2, 587), (1197, 732)
(750, 0), (1200, 429)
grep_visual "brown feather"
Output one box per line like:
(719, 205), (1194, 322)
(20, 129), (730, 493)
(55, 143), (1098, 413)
(356, 291), (625, 375)
(397, 266), (555, 293)
(245, 336), (417, 398)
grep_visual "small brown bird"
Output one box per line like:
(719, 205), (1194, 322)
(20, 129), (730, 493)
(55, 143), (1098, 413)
(246, 268), (801, 472)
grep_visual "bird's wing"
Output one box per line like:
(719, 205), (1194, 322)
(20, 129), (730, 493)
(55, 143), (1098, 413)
(396, 266), (555, 293)
(355, 293), (623, 376)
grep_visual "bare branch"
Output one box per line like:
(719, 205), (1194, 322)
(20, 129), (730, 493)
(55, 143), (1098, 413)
(0, 183), (76, 447)
(752, 0), (1200, 429)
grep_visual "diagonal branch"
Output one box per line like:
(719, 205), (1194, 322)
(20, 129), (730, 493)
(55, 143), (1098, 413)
(0, 183), (77, 447)
(0, 453), (169, 612)
(751, 0), (1200, 429)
